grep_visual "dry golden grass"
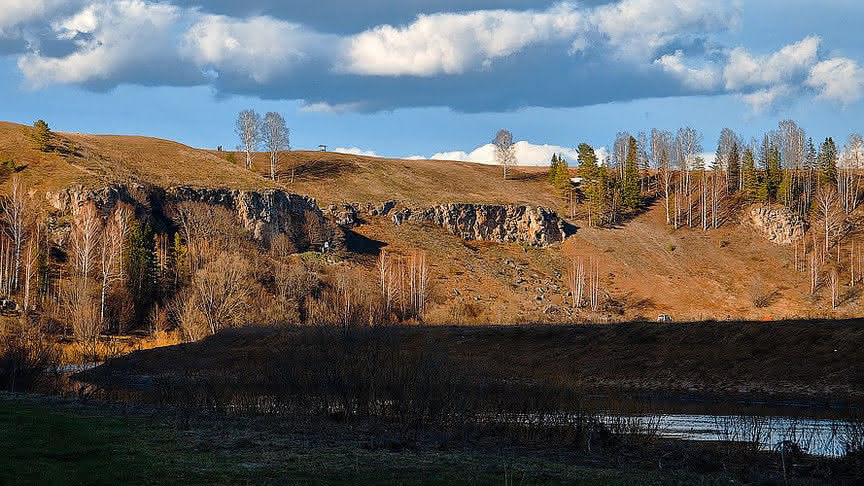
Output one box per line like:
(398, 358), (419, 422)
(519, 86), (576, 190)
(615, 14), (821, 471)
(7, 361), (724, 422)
(0, 121), (275, 193)
(1, 121), (564, 210)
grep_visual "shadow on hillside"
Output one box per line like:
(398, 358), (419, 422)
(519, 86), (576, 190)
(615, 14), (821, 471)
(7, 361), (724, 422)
(344, 229), (387, 260)
(507, 170), (544, 182)
(606, 195), (660, 229)
(289, 159), (354, 181)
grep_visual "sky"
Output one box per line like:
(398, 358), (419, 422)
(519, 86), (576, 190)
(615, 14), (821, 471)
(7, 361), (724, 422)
(0, 0), (863, 165)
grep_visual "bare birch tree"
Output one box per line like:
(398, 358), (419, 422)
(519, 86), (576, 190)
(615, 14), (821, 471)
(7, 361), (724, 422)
(493, 129), (517, 180)
(235, 109), (261, 171)
(566, 257), (585, 309)
(263, 112), (290, 181)
(651, 129), (674, 225)
(99, 206), (130, 329)
(814, 185), (844, 255)
(840, 134), (863, 214)
(71, 202), (101, 282)
(2, 176), (28, 291)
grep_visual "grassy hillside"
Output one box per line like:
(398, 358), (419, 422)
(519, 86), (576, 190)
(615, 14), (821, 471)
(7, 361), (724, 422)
(0, 121), (562, 209)
(0, 120), (853, 320)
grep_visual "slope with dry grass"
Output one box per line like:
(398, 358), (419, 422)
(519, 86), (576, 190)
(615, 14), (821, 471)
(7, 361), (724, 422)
(0, 120), (853, 321)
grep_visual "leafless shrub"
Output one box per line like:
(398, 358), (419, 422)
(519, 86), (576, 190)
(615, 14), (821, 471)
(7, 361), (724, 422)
(0, 321), (60, 392)
(177, 251), (253, 340)
(750, 278), (775, 308)
(62, 277), (102, 344)
(270, 233), (296, 260)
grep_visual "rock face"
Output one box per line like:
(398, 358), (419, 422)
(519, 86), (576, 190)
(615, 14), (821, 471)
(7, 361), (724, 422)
(391, 204), (566, 247)
(745, 205), (806, 244)
(47, 184), (344, 251)
(325, 200), (398, 227)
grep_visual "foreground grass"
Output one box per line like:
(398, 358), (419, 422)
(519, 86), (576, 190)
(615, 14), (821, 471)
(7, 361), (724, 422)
(0, 395), (739, 485)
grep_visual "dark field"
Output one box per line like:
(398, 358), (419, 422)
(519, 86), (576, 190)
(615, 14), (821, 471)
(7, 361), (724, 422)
(96, 319), (864, 403)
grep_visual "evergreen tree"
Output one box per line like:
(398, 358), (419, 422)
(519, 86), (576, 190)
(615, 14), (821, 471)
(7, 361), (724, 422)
(622, 136), (641, 209)
(31, 120), (52, 152)
(125, 218), (156, 323)
(778, 168), (796, 207)
(819, 137), (838, 185)
(552, 154), (571, 191)
(741, 148), (758, 199)
(805, 138), (817, 170)
(758, 135), (781, 202)
(578, 143), (608, 225)
(727, 140), (740, 193)
(547, 153), (560, 185)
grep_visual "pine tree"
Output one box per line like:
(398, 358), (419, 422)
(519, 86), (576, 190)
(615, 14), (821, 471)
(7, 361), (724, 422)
(578, 143), (608, 226)
(819, 137), (838, 185)
(547, 153), (560, 186)
(741, 148), (758, 199)
(805, 138), (817, 170)
(727, 140), (740, 193)
(758, 135), (781, 202)
(622, 136), (641, 210)
(31, 120), (52, 152)
(125, 219), (156, 323)
(553, 154), (571, 192)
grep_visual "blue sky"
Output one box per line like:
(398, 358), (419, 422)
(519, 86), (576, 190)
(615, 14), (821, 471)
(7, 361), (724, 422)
(1, 0), (863, 163)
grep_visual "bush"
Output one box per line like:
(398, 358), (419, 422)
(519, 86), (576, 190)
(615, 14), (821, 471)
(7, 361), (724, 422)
(0, 323), (61, 392)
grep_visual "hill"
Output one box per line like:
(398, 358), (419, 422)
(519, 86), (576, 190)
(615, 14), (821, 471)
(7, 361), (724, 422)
(0, 120), (854, 321)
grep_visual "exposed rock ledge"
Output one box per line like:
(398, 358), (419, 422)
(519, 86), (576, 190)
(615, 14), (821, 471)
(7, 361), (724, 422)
(744, 205), (806, 245)
(46, 184), (344, 251)
(391, 204), (566, 247)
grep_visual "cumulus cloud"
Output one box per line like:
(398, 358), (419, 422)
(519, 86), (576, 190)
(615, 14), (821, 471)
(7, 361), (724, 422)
(332, 147), (379, 157)
(588, 0), (736, 60)
(300, 101), (367, 113)
(4, 0), (862, 113)
(17, 0), (202, 88)
(723, 35), (821, 90)
(806, 57), (864, 106)
(0, 0), (72, 37)
(181, 15), (339, 84)
(654, 50), (720, 90)
(738, 86), (794, 114)
(431, 141), (590, 166)
(339, 4), (588, 76)
(339, 0), (736, 77)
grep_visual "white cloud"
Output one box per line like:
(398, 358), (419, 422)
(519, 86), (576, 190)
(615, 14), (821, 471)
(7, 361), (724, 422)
(806, 57), (864, 106)
(340, 4), (588, 77)
(739, 85), (794, 113)
(723, 35), (821, 90)
(0, 0), (71, 37)
(589, 0), (737, 60)
(332, 147), (379, 157)
(655, 50), (720, 90)
(181, 15), (338, 84)
(431, 141), (584, 166)
(300, 101), (366, 113)
(17, 0), (190, 87)
(340, 0), (735, 76)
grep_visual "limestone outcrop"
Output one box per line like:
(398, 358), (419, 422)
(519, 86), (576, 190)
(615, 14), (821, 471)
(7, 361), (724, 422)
(744, 205), (806, 245)
(391, 204), (566, 247)
(46, 184), (344, 251)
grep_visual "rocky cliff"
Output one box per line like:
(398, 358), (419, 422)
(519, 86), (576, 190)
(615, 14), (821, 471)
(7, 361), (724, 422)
(391, 204), (566, 247)
(744, 205), (806, 245)
(46, 184), (344, 251)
